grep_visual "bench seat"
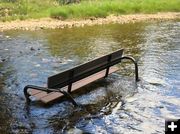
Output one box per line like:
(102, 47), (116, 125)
(27, 66), (119, 103)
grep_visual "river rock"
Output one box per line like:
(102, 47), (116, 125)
(67, 128), (83, 134)
(0, 57), (6, 62)
(30, 73), (38, 78)
(42, 58), (50, 63)
(30, 47), (35, 51)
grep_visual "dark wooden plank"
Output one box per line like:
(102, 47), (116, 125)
(47, 70), (70, 89)
(47, 49), (123, 88)
(71, 66), (119, 92)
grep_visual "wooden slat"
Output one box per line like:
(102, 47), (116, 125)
(40, 66), (119, 103)
(28, 87), (67, 101)
(40, 92), (64, 103)
(28, 66), (119, 103)
(28, 89), (42, 95)
(71, 66), (119, 92)
(40, 86), (68, 103)
(33, 91), (48, 98)
(27, 84), (47, 96)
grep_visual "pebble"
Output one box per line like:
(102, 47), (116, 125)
(5, 35), (10, 38)
(0, 57), (6, 62)
(42, 58), (50, 63)
(30, 73), (38, 78)
(35, 64), (41, 67)
(0, 72), (3, 77)
(30, 47), (35, 51)
(52, 63), (59, 68)
(40, 26), (44, 29)
(67, 128), (83, 134)
(157, 105), (164, 109)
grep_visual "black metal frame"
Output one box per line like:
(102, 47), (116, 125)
(120, 56), (139, 82)
(24, 53), (139, 106)
(104, 55), (139, 81)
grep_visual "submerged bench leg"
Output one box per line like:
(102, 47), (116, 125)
(68, 70), (74, 93)
(24, 85), (31, 104)
(105, 54), (112, 78)
(24, 85), (78, 106)
(120, 56), (139, 82)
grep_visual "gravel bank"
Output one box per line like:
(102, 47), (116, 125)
(0, 12), (180, 31)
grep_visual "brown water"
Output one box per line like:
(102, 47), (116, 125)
(0, 21), (180, 133)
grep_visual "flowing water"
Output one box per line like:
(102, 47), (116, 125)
(0, 20), (179, 133)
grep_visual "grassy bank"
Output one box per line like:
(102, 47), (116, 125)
(0, 0), (180, 21)
(51, 0), (180, 19)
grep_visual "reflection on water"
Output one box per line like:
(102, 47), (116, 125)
(0, 21), (180, 133)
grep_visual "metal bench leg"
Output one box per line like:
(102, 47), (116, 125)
(57, 89), (78, 106)
(120, 56), (139, 82)
(105, 54), (112, 78)
(24, 88), (30, 104)
(24, 85), (78, 106)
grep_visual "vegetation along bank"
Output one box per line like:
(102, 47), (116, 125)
(0, 0), (180, 30)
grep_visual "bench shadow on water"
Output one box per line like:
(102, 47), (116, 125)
(0, 21), (179, 133)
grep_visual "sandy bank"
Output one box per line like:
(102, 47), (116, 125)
(0, 12), (180, 31)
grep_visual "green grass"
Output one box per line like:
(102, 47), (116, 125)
(0, 0), (54, 21)
(0, 0), (180, 21)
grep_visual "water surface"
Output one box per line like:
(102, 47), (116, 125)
(0, 21), (179, 133)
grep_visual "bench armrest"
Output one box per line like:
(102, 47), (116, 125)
(24, 85), (78, 106)
(120, 56), (139, 82)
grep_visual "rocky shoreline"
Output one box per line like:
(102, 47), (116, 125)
(0, 12), (180, 31)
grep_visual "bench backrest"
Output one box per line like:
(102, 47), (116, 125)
(47, 49), (124, 88)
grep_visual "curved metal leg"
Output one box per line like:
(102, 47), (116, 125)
(120, 56), (139, 82)
(24, 85), (78, 106)
(24, 85), (34, 104)
(57, 89), (78, 106)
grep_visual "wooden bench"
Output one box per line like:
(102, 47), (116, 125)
(24, 49), (139, 106)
